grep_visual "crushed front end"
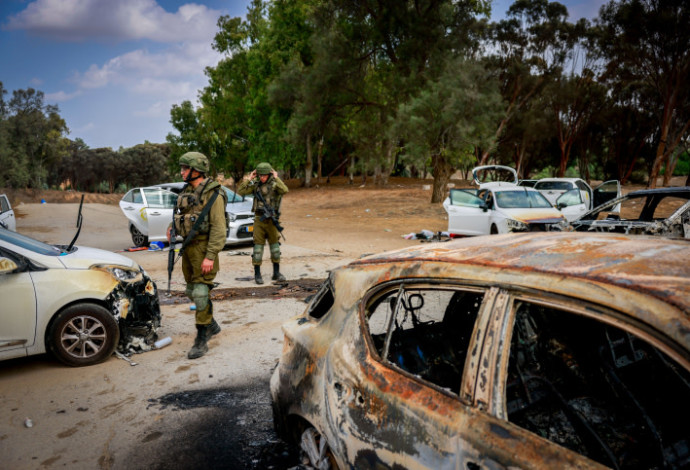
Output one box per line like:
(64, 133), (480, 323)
(105, 266), (161, 354)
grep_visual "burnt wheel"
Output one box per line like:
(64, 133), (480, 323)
(130, 224), (148, 247)
(490, 224), (499, 235)
(300, 427), (339, 469)
(47, 303), (120, 367)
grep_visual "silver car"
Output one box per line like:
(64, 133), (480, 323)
(119, 183), (254, 247)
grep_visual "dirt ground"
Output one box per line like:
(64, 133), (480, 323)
(1, 175), (686, 470)
(0, 177), (448, 470)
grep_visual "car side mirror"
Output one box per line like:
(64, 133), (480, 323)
(0, 257), (18, 274)
(480, 202), (489, 212)
(557, 202), (567, 210)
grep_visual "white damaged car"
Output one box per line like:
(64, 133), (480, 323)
(0, 201), (160, 366)
(443, 166), (565, 235)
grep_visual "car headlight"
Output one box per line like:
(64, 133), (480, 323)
(227, 213), (237, 222)
(107, 267), (140, 281)
(506, 218), (529, 231)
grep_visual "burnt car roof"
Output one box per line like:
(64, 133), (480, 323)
(625, 186), (690, 197)
(350, 232), (690, 316)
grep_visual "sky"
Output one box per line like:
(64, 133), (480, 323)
(0, 0), (607, 150)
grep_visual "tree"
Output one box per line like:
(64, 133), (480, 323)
(597, 0), (690, 187)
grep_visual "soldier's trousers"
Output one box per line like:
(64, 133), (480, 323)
(181, 237), (218, 325)
(252, 218), (281, 266)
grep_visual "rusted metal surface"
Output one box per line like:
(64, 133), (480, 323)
(271, 232), (690, 469)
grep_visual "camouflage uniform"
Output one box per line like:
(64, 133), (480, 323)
(237, 163), (289, 284)
(173, 152), (227, 359)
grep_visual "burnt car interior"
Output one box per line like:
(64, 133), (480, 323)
(367, 287), (483, 393)
(506, 301), (690, 469)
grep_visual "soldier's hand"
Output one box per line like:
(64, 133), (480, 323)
(201, 258), (214, 274)
(271, 169), (278, 178)
(248, 170), (256, 180)
(166, 226), (172, 242)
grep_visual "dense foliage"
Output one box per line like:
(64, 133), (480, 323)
(166, 0), (688, 201)
(0, 83), (171, 192)
(2, 0), (688, 199)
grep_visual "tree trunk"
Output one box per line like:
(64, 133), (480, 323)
(304, 133), (313, 188)
(430, 152), (453, 204)
(316, 136), (324, 184)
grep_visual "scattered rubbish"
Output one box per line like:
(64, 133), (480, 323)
(24, 418), (33, 428)
(403, 229), (435, 240)
(40, 199), (46, 204)
(384, 228), (392, 232)
(190, 305), (197, 310)
(149, 241), (165, 251)
(114, 350), (138, 366)
(422, 184), (431, 190)
(126, 247), (148, 252)
(235, 276), (255, 281)
(228, 251), (252, 256)
(365, 209), (370, 212)
(154, 337), (172, 349)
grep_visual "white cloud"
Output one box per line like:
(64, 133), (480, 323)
(73, 42), (221, 99)
(4, 0), (221, 43)
(45, 89), (82, 102)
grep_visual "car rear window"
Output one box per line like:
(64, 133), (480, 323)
(307, 279), (335, 319)
(535, 181), (572, 191)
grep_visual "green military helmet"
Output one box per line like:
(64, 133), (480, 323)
(256, 162), (273, 175)
(179, 152), (209, 173)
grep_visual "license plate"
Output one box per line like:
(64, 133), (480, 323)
(244, 226), (253, 233)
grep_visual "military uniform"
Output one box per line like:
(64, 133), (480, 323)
(237, 163), (288, 284)
(172, 152), (227, 359)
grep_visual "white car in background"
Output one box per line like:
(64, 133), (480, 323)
(119, 183), (254, 247)
(0, 194), (16, 231)
(534, 177), (621, 222)
(443, 166), (566, 235)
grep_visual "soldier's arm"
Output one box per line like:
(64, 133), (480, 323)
(204, 193), (227, 261)
(273, 177), (289, 195)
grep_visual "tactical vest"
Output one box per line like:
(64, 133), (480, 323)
(253, 179), (282, 214)
(173, 180), (228, 238)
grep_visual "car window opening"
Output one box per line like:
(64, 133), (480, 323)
(506, 301), (690, 469)
(307, 279), (335, 319)
(367, 286), (483, 394)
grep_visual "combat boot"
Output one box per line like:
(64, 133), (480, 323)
(254, 265), (264, 285)
(188, 324), (209, 359)
(206, 318), (221, 339)
(272, 262), (286, 282)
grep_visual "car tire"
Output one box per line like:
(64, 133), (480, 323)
(47, 303), (120, 367)
(130, 225), (148, 247)
(490, 224), (499, 235)
(300, 427), (339, 469)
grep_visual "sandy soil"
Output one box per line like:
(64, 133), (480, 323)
(0, 178), (448, 470)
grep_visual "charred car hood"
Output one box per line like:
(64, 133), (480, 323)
(500, 208), (564, 224)
(58, 246), (137, 270)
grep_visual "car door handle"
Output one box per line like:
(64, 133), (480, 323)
(124, 206), (135, 211)
(149, 212), (162, 216)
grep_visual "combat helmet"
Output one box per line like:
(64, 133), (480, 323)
(256, 162), (273, 175)
(179, 152), (209, 174)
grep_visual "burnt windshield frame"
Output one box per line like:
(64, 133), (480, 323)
(306, 276), (335, 320)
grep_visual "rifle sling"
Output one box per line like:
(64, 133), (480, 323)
(179, 189), (221, 253)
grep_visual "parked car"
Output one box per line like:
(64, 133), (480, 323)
(271, 232), (690, 469)
(119, 183), (254, 247)
(556, 186), (690, 239)
(533, 178), (621, 222)
(443, 166), (565, 235)
(0, 201), (160, 366)
(0, 193), (16, 231)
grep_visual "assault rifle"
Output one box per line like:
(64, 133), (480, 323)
(254, 187), (285, 240)
(167, 188), (221, 294)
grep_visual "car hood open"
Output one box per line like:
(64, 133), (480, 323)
(58, 246), (137, 270)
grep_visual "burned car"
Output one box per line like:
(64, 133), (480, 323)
(0, 202), (160, 366)
(557, 186), (690, 238)
(271, 232), (690, 469)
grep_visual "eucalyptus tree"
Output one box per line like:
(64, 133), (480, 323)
(391, 58), (504, 203)
(597, 0), (690, 187)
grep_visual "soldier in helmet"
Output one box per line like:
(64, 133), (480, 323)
(168, 151), (228, 359)
(237, 162), (289, 284)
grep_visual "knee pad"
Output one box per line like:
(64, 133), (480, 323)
(252, 244), (264, 265)
(269, 242), (281, 263)
(191, 283), (210, 312)
(185, 284), (194, 301)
